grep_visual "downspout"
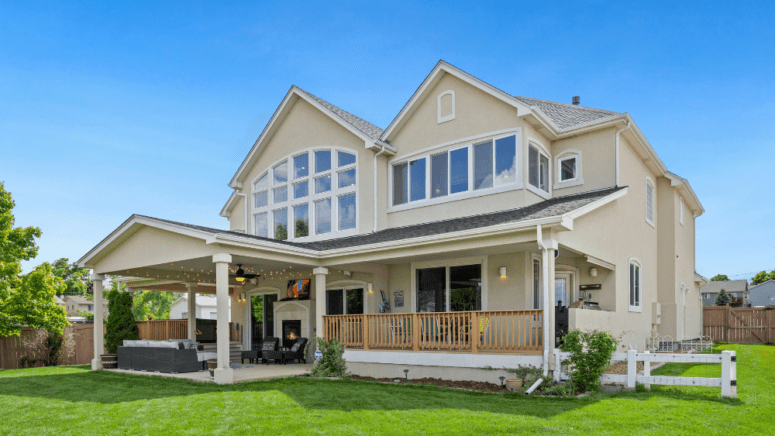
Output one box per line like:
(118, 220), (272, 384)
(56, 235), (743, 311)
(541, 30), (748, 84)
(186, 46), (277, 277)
(536, 224), (550, 376)
(615, 121), (630, 187)
(373, 144), (387, 232)
(235, 191), (248, 234)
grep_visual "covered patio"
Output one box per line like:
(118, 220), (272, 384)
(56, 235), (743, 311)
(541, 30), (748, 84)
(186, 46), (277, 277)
(107, 362), (313, 384)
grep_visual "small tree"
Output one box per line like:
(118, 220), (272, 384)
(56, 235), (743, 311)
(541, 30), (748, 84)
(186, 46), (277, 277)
(715, 289), (731, 306)
(559, 330), (619, 393)
(710, 274), (729, 282)
(104, 290), (139, 354)
(275, 224), (288, 241)
(310, 337), (346, 377)
(295, 219), (309, 238)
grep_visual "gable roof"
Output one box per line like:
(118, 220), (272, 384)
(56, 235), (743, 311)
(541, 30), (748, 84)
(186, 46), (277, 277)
(749, 280), (775, 307)
(296, 88), (384, 141)
(514, 96), (624, 131)
(700, 280), (748, 294)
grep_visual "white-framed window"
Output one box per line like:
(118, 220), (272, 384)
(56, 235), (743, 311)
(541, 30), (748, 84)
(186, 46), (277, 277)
(390, 133), (520, 210)
(437, 90), (455, 124)
(645, 178), (655, 227)
(528, 142), (550, 198)
(679, 197), (684, 226)
(554, 150), (583, 189)
(629, 258), (642, 312)
(252, 147), (357, 241)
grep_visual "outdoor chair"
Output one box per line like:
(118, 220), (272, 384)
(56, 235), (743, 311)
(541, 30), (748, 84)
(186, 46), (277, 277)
(260, 337), (282, 365)
(282, 337), (308, 364)
(420, 316), (442, 349)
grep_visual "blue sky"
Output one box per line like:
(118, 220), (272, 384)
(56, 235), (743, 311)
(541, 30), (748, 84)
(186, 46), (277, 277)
(1, 1), (773, 279)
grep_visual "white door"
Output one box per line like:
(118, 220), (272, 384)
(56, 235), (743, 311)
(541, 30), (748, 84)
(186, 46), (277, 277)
(555, 273), (573, 307)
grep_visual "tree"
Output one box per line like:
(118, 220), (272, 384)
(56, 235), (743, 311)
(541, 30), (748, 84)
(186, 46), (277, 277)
(51, 258), (91, 297)
(751, 270), (775, 286)
(295, 219), (309, 238)
(715, 288), (731, 306)
(0, 183), (69, 337)
(104, 289), (139, 354)
(133, 290), (179, 320)
(710, 274), (729, 282)
(275, 224), (288, 241)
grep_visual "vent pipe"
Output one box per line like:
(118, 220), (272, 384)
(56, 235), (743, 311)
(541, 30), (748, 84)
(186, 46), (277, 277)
(572, 96), (580, 105)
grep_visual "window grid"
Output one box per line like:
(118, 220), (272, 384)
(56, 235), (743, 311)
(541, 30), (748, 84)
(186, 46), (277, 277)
(252, 148), (357, 241)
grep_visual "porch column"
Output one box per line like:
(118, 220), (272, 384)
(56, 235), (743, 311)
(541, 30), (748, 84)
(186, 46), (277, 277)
(213, 253), (234, 384)
(91, 274), (105, 370)
(184, 282), (197, 341)
(313, 267), (328, 340)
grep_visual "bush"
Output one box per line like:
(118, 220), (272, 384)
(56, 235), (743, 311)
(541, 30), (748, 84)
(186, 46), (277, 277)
(104, 290), (139, 354)
(20, 329), (74, 367)
(559, 329), (619, 393)
(310, 337), (346, 377)
(508, 366), (573, 397)
(715, 289), (731, 306)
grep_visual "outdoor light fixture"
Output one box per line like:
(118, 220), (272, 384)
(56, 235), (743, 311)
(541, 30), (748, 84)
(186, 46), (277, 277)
(404, 369), (409, 380)
(368, 283), (373, 294)
(499, 267), (507, 279)
(499, 376), (506, 389)
(589, 267), (598, 277)
(344, 270), (352, 277)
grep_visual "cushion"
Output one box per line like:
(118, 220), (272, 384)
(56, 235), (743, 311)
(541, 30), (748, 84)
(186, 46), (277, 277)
(262, 339), (277, 351)
(291, 341), (302, 352)
(184, 342), (199, 350)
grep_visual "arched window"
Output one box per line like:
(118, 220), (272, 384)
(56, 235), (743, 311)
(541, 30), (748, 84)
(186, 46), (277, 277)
(252, 148), (357, 241)
(437, 90), (455, 123)
(554, 149), (583, 189)
(629, 258), (642, 312)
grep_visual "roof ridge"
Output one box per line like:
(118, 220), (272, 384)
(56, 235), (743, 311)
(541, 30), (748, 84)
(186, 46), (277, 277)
(295, 86), (384, 140)
(515, 95), (621, 114)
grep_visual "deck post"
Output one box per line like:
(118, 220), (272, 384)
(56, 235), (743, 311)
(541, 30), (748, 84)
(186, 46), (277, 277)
(185, 283), (197, 341)
(721, 350), (736, 398)
(90, 274), (105, 370)
(363, 314), (370, 350)
(213, 253), (233, 384)
(471, 312), (479, 354)
(412, 313), (420, 351)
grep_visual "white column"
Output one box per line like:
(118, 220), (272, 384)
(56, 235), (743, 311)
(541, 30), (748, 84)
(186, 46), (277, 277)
(185, 282), (197, 341)
(313, 267), (329, 340)
(213, 253), (234, 384)
(91, 273), (105, 370)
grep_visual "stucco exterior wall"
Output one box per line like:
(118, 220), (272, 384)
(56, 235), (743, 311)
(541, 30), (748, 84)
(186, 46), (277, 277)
(550, 127), (617, 196)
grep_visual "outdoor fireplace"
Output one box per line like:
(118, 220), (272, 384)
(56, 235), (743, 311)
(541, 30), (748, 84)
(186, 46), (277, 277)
(282, 320), (301, 349)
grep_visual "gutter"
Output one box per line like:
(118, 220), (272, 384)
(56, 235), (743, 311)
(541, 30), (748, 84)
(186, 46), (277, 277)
(615, 120), (630, 186)
(536, 224), (550, 376)
(373, 143), (387, 232)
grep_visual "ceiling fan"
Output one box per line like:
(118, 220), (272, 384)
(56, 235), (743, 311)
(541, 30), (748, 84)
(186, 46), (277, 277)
(229, 264), (259, 283)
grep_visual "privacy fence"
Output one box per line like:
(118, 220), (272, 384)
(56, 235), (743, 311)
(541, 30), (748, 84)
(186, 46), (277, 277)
(703, 306), (775, 344)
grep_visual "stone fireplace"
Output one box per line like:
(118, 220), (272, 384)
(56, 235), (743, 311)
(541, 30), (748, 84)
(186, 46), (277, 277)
(273, 299), (312, 358)
(282, 320), (302, 349)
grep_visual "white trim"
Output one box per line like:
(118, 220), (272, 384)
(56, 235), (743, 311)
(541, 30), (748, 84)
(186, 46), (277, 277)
(553, 149), (583, 190)
(679, 197), (684, 226)
(645, 177), (656, 228)
(629, 257), (643, 312)
(388, 128), (520, 164)
(565, 187), (627, 221)
(526, 138), (551, 199)
(437, 90), (455, 123)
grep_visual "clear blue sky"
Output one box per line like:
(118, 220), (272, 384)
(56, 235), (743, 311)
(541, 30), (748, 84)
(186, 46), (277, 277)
(1, 1), (773, 279)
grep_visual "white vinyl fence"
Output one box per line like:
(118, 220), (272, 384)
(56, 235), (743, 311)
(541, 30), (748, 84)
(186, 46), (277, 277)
(553, 349), (737, 398)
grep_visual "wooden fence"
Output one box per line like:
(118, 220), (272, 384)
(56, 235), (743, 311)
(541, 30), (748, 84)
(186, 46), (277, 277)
(136, 319), (241, 342)
(0, 324), (103, 370)
(323, 310), (543, 353)
(703, 306), (775, 344)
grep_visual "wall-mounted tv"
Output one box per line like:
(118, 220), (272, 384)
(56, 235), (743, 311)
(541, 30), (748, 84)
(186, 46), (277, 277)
(286, 279), (310, 300)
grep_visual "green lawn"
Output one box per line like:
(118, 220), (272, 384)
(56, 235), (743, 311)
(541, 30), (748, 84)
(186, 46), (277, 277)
(0, 344), (773, 435)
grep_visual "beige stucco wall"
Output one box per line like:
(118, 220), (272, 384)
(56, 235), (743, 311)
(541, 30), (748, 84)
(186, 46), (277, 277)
(550, 127), (617, 196)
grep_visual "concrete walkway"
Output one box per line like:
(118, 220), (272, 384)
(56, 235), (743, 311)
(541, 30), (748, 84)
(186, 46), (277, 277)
(107, 363), (313, 383)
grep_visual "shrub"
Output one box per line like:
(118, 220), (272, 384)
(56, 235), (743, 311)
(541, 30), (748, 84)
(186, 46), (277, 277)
(560, 329), (619, 393)
(508, 366), (572, 397)
(104, 290), (139, 354)
(20, 329), (74, 366)
(715, 289), (731, 306)
(310, 337), (346, 377)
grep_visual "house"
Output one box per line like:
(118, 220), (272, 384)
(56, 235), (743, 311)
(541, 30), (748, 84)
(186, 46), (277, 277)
(748, 280), (775, 307)
(54, 295), (66, 309)
(700, 280), (749, 307)
(77, 61), (704, 384)
(63, 295), (108, 318)
(169, 294), (230, 321)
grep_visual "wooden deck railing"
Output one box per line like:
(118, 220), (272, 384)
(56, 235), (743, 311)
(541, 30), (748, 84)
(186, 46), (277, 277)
(323, 310), (543, 353)
(136, 319), (241, 342)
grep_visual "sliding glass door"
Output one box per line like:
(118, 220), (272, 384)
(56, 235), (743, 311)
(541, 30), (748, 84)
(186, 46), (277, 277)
(326, 288), (364, 315)
(416, 264), (482, 313)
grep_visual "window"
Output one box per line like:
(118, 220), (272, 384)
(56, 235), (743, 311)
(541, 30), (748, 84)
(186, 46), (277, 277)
(646, 179), (655, 226)
(252, 148), (357, 240)
(679, 198), (684, 225)
(391, 134), (519, 208)
(533, 258), (542, 309)
(437, 90), (455, 123)
(554, 150), (582, 189)
(560, 157), (576, 181)
(326, 288), (364, 315)
(449, 265), (481, 311)
(417, 267), (446, 312)
(529, 144), (549, 193)
(629, 259), (642, 311)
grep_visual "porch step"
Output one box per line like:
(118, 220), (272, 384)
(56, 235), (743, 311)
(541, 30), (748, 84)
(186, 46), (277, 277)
(200, 342), (243, 361)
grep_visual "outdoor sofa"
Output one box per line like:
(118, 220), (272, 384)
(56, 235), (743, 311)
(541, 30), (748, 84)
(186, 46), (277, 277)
(117, 339), (212, 373)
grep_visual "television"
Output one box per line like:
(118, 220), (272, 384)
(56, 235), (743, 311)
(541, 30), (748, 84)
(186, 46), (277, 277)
(286, 279), (310, 300)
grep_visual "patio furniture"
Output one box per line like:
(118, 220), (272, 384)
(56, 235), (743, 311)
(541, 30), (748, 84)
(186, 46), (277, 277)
(420, 316), (442, 349)
(116, 340), (202, 373)
(241, 350), (259, 364)
(282, 338), (308, 364)
(260, 337), (282, 365)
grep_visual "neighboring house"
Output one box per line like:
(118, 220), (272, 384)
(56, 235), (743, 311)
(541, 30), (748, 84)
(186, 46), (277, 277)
(169, 294), (230, 321)
(54, 295), (66, 309)
(78, 61), (705, 383)
(63, 295), (108, 318)
(748, 280), (775, 307)
(700, 280), (749, 307)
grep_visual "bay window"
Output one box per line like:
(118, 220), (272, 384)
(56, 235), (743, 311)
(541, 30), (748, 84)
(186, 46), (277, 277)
(528, 144), (549, 193)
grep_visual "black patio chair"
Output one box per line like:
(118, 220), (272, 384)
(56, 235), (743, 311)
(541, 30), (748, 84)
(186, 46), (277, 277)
(260, 337), (282, 365)
(282, 338), (308, 364)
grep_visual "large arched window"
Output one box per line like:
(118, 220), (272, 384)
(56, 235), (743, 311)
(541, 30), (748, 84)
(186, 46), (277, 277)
(252, 148), (358, 241)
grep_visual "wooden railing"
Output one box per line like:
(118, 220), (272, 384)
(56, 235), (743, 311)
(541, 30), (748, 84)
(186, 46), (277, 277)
(136, 319), (241, 342)
(323, 310), (543, 353)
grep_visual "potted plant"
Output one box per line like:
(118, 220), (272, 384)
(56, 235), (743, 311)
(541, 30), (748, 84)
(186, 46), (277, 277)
(103, 288), (139, 368)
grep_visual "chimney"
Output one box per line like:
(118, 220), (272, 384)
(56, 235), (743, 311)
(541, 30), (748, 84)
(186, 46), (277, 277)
(572, 96), (580, 105)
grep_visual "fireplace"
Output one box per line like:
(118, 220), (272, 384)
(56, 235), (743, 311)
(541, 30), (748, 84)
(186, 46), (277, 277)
(282, 320), (301, 349)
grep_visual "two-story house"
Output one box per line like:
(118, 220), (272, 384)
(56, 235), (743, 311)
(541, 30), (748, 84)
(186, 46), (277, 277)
(78, 61), (704, 384)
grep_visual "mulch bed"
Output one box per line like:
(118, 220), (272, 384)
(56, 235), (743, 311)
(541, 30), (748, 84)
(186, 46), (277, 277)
(604, 361), (644, 374)
(348, 375), (504, 392)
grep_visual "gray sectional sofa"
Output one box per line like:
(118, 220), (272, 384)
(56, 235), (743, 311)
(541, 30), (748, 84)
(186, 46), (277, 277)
(117, 339), (212, 373)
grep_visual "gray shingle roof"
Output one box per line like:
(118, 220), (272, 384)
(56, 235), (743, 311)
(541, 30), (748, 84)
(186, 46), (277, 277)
(137, 186), (624, 252)
(296, 87), (384, 141)
(700, 280), (748, 294)
(514, 96), (624, 131)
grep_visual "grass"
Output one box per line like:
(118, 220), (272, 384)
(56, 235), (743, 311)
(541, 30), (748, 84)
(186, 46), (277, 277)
(0, 344), (773, 435)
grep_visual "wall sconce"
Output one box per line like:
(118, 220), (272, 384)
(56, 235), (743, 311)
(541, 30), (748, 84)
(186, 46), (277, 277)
(344, 270), (352, 277)
(589, 268), (598, 277)
(499, 267), (507, 279)
(368, 283), (373, 294)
